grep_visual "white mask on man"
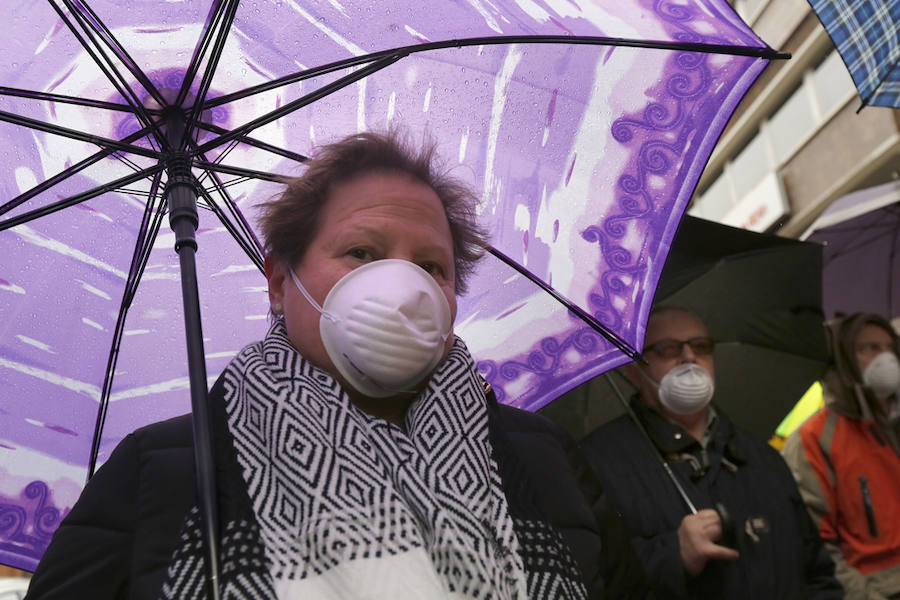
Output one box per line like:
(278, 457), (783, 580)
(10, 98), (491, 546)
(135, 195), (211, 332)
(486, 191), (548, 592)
(862, 352), (900, 401)
(657, 363), (716, 415)
(290, 259), (452, 398)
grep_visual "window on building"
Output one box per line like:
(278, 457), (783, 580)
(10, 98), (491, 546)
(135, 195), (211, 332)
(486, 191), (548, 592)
(693, 171), (735, 221)
(730, 132), (770, 195)
(690, 47), (857, 231)
(733, 0), (768, 23)
(811, 50), (855, 118)
(768, 83), (816, 165)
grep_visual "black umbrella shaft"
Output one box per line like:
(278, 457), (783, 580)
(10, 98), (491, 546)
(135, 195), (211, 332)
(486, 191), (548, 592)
(604, 373), (698, 515)
(166, 153), (222, 600)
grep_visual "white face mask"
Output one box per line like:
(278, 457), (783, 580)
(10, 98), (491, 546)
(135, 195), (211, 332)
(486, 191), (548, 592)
(290, 259), (452, 398)
(656, 363), (715, 416)
(863, 352), (900, 401)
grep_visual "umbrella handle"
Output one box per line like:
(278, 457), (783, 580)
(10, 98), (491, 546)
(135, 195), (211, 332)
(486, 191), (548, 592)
(166, 141), (222, 600)
(604, 372), (699, 515)
(714, 501), (737, 549)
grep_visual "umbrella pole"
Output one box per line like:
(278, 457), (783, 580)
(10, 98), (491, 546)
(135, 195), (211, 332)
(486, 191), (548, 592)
(603, 372), (698, 514)
(165, 145), (222, 597)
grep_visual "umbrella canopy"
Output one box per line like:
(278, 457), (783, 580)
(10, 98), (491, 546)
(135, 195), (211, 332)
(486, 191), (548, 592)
(807, 0), (900, 109)
(802, 179), (900, 320)
(0, 1), (778, 572)
(541, 215), (829, 442)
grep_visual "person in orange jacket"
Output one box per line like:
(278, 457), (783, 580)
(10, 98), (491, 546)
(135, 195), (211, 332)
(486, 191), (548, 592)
(784, 312), (900, 599)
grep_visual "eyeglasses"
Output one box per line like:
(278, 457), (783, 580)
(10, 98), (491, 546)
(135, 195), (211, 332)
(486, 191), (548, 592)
(644, 336), (715, 359)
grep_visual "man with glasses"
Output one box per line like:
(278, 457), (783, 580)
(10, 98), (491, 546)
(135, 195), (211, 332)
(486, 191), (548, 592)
(580, 306), (842, 599)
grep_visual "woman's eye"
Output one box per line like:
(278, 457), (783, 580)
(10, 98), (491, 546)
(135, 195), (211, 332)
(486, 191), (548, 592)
(348, 248), (371, 260)
(421, 262), (442, 276)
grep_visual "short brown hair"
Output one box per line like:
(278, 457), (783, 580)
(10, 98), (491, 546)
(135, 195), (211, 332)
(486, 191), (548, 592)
(258, 131), (488, 295)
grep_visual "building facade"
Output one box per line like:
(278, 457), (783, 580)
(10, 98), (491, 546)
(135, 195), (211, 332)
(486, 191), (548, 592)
(690, 0), (900, 237)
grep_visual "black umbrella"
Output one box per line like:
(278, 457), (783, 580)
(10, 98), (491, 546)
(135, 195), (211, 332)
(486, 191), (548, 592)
(541, 215), (829, 442)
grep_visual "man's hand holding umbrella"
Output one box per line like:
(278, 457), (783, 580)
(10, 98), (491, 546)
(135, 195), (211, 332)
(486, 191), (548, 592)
(678, 509), (739, 576)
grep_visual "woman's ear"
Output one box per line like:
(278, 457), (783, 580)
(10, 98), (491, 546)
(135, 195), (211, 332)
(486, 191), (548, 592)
(264, 255), (287, 314)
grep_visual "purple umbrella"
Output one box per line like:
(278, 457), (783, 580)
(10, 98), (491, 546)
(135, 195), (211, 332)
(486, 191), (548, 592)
(0, 0), (779, 578)
(802, 179), (900, 319)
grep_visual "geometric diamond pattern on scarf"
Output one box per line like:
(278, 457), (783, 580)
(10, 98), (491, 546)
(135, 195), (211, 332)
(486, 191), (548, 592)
(223, 320), (529, 597)
(513, 517), (589, 600)
(160, 319), (588, 599)
(158, 507), (275, 600)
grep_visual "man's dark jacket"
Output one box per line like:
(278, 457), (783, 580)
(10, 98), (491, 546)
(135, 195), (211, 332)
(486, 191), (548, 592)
(579, 398), (843, 600)
(26, 379), (649, 599)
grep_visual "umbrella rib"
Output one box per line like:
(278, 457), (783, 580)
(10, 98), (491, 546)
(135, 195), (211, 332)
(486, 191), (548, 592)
(115, 187), (156, 198)
(193, 122), (309, 164)
(125, 185), (168, 306)
(0, 86), (139, 113)
(111, 153), (150, 175)
(126, 207), (167, 310)
(858, 54), (898, 108)
(194, 160), (290, 183)
(204, 177), (256, 193)
(0, 164), (164, 232)
(0, 109), (158, 158)
(49, 0), (164, 149)
(194, 53), (405, 156)
(61, 0), (167, 108)
(889, 222), (898, 314)
(203, 35), (787, 111)
(47, 1), (145, 110)
(201, 53), (401, 109)
(824, 225), (899, 260)
(819, 209), (900, 235)
(198, 137), (243, 184)
(181, 0), (240, 150)
(176, 0), (231, 108)
(90, 178), (166, 478)
(486, 245), (641, 361)
(196, 186), (265, 272)
(0, 125), (154, 218)
(193, 149), (265, 269)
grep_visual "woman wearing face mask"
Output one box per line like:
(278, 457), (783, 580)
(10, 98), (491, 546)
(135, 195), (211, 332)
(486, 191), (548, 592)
(784, 313), (900, 600)
(25, 132), (649, 600)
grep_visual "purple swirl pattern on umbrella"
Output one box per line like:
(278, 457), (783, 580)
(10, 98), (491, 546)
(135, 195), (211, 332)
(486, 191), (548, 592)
(469, 1), (765, 407)
(0, 0), (771, 570)
(0, 481), (64, 570)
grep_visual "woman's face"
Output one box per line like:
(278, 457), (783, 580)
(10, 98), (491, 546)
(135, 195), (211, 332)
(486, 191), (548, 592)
(266, 172), (458, 382)
(855, 323), (897, 374)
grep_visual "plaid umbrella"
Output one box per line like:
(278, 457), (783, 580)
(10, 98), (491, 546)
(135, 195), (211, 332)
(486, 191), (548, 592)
(808, 0), (900, 108)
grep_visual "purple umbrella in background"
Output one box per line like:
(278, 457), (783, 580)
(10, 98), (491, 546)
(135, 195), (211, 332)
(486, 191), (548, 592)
(802, 179), (900, 319)
(0, 0), (781, 580)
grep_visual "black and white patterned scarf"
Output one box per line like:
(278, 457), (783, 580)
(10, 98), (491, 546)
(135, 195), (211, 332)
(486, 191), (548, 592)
(161, 320), (548, 599)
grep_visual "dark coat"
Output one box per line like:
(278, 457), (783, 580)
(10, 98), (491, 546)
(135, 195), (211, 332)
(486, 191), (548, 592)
(579, 398), (843, 600)
(26, 378), (649, 600)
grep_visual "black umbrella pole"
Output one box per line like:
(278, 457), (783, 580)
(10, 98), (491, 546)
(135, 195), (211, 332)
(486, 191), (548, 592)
(166, 161), (222, 600)
(604, 373), (698, 515)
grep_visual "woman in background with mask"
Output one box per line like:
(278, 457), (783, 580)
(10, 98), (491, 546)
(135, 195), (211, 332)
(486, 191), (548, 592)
(25, 131), (648, 600)
(579, 306), (842, 600)
(784, 312), (900, 600)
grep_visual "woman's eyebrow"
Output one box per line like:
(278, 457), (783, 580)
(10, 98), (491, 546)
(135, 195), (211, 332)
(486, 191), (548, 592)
(330, 223), (385, 244)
